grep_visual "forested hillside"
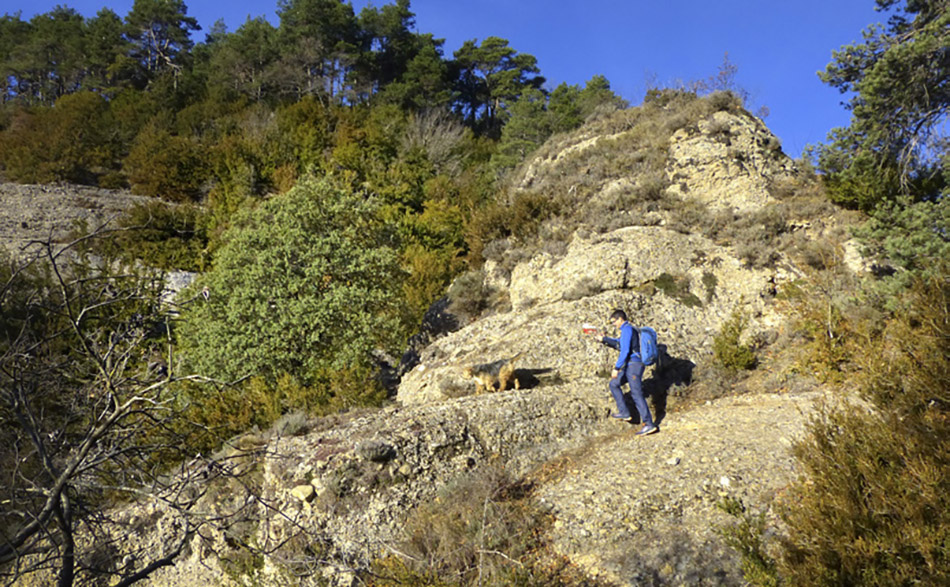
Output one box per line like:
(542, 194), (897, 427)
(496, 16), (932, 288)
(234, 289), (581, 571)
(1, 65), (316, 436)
(1, 1), (949, 585)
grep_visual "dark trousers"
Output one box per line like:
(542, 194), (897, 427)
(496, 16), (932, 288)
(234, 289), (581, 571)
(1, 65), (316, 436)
(608, 361), (653, 425)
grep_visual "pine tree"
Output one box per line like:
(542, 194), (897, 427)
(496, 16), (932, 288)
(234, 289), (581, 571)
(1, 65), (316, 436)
(816, 0), (950, 209)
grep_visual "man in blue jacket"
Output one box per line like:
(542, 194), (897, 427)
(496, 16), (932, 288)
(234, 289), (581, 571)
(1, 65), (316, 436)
(595, 309), (657, 436)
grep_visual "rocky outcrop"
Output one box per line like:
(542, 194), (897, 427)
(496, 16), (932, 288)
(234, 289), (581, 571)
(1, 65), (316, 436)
(665, 110), (796, 213)
(398, 225), (787, 406)
(538, 390), (821, 585)
(0, 182), (150, 257)
(71, 383), (823, 587)
(84, 383), (823, 587)
(99, 381), (615, 586)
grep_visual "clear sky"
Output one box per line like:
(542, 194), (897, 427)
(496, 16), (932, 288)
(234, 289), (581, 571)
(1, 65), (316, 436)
(4, 0), (885, 157)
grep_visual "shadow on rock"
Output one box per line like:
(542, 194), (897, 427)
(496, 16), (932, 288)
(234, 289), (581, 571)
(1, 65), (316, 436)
(514, 367), (555, 390)
(644, 345), (695, 425)
(399, 296), (461, 376)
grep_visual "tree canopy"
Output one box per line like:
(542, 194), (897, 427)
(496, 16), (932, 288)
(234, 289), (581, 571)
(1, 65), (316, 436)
(452, 36), (545, 136)
(816, 0), (950, 209)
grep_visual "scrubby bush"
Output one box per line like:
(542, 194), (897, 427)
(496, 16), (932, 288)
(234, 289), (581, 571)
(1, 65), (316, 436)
(124, 121), (206, 201)
(715, 497), (779, 587)
(713, 308), (757, 372)
(464, 190), (559, 265)
(654, 272), (703, 308)
(369, 463), (594, 586)
(446, 269), (496, 320)
(180, 367), (387, 454)
(722, 263), (950, 586)
(91, 200), (210, 271)
(777, 401), (950, 586)
(401, 242), (465, 323)
(702, 271), (718, 302)
(780, 268), (860, 383)
(0, 92), (118, 184)
(176, 177), (406, 388)
(853, 196), (950, 290)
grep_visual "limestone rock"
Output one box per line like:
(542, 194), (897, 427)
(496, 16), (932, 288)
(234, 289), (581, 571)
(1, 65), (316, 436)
(291, 484), (316, 502)
(665, 110), (796, 213)
(397, 225), (783, 406)
(0, 182), (151, 258)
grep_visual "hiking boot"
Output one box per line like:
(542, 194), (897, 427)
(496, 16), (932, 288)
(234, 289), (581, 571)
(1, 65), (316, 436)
(610, 413), (633, 421)
(636, 423), (658, 436)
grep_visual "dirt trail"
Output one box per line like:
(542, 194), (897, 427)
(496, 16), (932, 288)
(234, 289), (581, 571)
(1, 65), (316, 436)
(535, 390), (821, 586)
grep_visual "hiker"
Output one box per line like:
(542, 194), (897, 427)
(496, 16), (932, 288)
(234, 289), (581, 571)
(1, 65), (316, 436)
(592, 309), (658, 436)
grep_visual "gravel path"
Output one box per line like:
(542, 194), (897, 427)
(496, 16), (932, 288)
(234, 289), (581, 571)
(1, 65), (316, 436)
(535, 390), (821, 586)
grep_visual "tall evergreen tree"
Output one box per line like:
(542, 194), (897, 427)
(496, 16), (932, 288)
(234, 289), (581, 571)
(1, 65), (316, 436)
(205, 16), (280, 102)
(578, 74), (626, 118)
(24, 7), (86, 103)
(125, 0), (200, 85)
(452, 36), (544, 136)
(275, 0), (360, 102)
(491, 87), (551, 173)
(84, 8), (135, 95)
(357, 0), (417, 88)
(547, 82), (584, 133)
(376, 34), (453, 111)
(816, 0), (950, 209)
(0, 14), (31, 102)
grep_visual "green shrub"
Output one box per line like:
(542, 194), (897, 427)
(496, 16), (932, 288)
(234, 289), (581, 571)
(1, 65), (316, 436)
(275, 96), (334, 174)
(178, 366), (387, 456)
(369, 463), (593, 586)
(124, 121), (206, 202)
(779, 402), (950, 586)
(702, 271), (718, 302)
(781, 274), (857, 383)
(713, 308), (757, 371)
(447, 270), (496, 320)
(176, 177), (406, 386)
(90, 200), (210, 272)
(0, 92), (118, 184)
(725, 264), (950, 586)
(401, 242), (465, 324)
(853, 196), (950, 290)
(715, 497), (779, 587)
(464, 190), (559, 265)
(654, 272), (703, 308)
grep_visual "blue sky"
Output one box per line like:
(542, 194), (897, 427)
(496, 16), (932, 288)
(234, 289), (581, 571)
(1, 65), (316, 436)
(4, 0), (884, 157)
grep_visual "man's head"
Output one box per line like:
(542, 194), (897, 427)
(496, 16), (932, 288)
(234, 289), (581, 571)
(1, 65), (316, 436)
(609, 309), (627, 327)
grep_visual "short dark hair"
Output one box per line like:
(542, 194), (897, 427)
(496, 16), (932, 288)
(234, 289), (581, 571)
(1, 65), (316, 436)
(609, 309), (627, 321)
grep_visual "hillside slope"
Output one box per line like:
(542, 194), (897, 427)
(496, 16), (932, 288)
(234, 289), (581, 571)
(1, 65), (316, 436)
(6, 93), (859, 586)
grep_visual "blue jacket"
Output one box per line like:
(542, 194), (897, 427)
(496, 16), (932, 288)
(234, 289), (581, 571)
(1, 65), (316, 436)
(602, 322), (640, 369)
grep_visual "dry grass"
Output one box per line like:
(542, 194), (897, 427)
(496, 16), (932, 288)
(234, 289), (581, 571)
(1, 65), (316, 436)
(368, 461), (605, 586)
(472, 91), (750, 267)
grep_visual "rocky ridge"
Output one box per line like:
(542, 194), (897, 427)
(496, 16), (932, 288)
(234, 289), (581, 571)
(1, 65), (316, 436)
(141, 101), (835, 586)
(398, 224), (788, 406)
(0, 182), (150, 257)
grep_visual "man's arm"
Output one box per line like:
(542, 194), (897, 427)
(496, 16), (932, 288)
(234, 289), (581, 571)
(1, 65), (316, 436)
(601, 336), (620, 350)
(614, 325), (633, 369)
